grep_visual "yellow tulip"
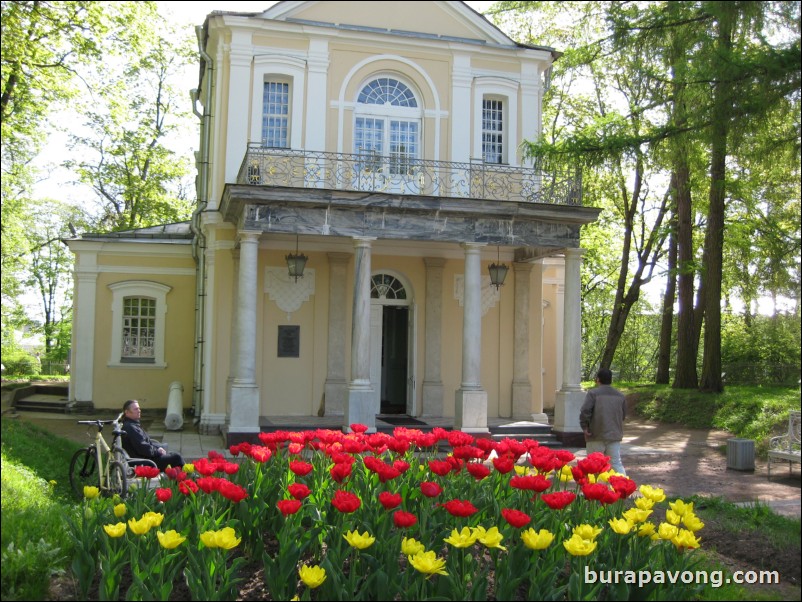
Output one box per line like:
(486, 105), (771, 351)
(401, 537), (425, 556)
(572, 524), (603, 541)
(143, 511), (164, 528)
(343, 530), (375, 550)
(113, 503), (126, 518)
(299, 564), (327, 588)
(183, 463), (195, 473)
(563, 534), (597, 556)
(521, 528), (554, 550)
(657, 522), (679, 541)
(200, 527), (242, 550)
(609, 517), (634, 535)
(103, 522), (127, 538)
(408, 550), (448, 576)
(623, 507), (652, 524)
(665, 509), (682, 526)
(83, 486), (100, 500)
(682, 513), (705, 532)
(671, 528), (701, 550)
(668, 499), (694, 517)
(637, 522), (656, 538)
(558, 465), (574, 482)
(476, 526), (506, 551)
(513, 465), (528, 475)
(444, 526), (478, 548)
(639, 484), (666, 503)
(634, 497), (655, 510)
(127, 516), (152, 536)
(157, 530), (186, 549)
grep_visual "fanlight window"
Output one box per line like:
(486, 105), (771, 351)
(358, 78), (417, 107)
(371, 274), (407, 300)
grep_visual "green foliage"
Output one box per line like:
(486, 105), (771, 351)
(1, 420), (83, 600)
(1, 352), (40, 376)
(720, 313), (801, 385)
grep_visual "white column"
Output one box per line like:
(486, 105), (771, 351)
(345, 237), (376, 431)
(421, 257), (445, 417)
(553, 248), (585, 440)
(324, 252), (350, 416)
(224, 33), (253, 182)
(70, 247), (101, 404)
(228, 231), (261, 435)
(455, 243), (489, 433)
(305, 39), (329, 152)
(451, 54), (472, 163)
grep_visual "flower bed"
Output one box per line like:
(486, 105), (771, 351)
(67, 425), (706, 600)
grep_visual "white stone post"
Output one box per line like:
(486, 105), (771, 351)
(345, 237), (376, 431)
(455, 243), (489, 433)
(228, 231), (261, 435)
(553, 248), (585, 440)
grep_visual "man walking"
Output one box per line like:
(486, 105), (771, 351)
(579, 368), (627, 475)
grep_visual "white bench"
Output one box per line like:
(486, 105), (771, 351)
(767, 410), (801, 478)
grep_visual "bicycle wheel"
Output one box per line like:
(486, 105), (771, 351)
(68, 447), (97, 499)
(106, 461), (128, 499)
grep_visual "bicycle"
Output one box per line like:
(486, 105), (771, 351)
(68, 417), (130, 499)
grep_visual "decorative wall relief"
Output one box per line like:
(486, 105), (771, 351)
(265, 267), (315, 319)
(453, 274), (500, 317)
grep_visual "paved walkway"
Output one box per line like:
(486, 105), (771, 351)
(4, 406), (799, 516)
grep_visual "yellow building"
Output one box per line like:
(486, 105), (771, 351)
(66, 1), (600, 444)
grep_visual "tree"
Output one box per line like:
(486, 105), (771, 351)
(67, 19), (195, 231)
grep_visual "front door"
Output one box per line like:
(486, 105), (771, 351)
(368, 273), (414, 415)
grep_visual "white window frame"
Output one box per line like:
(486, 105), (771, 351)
(481, 96), (505, 164)
(353, 77), (422, 173)
(473, 77), (519, 166)
(250, 55), (306, 149)
(108, 281), (171, 368)
(261, 80), (291, 148)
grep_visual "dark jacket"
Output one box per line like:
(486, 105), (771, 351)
(579, 384), (626, 442)
(121, 417), (162, 459)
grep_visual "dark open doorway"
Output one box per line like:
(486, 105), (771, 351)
(380, 305), (408, 414)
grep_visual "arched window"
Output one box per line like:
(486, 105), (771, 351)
(354, 78), (420, 175)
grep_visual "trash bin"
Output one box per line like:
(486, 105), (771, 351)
(726, 438), (755, 471)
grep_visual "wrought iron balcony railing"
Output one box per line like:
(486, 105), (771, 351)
(237, 145), (582, 205)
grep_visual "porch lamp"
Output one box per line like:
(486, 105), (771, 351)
(488, 246), (508, 290)
(285, 234), (308, 282)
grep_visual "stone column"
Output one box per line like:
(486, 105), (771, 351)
(345, 237), (376, 431)
(71, 247), (100, 405)
(421, 257), (445, 417)
(324, 252), (350, 416)
(455, 243), (489, 433)
(228, 231), (261, 436)
(553, 248), (585, 443)
(511, 262), (536, 421)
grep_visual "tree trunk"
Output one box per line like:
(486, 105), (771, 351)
(655, 211), (677, 384)
(699, 7), (734, 393)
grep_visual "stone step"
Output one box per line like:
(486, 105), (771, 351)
(14, 394), (70, 414)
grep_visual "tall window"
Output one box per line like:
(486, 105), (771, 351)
(109, 281), (170, 368)
(262, 81), (289, 148)
(354, 78), (420, 175)
(482, 98), (504, 164)
(122, 297), (156, 361)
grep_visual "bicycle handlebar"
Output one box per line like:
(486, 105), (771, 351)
(77, 419), (119, 429)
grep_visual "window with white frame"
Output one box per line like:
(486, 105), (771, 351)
(108, 281), (170, 368)
(354, 78), (420, 175)
(261, 80), (290, 148)
(482, 97), (504, 164)
(122, 297), (156, 361)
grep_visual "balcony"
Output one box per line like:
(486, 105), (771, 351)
(237, 145), (582, 206)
